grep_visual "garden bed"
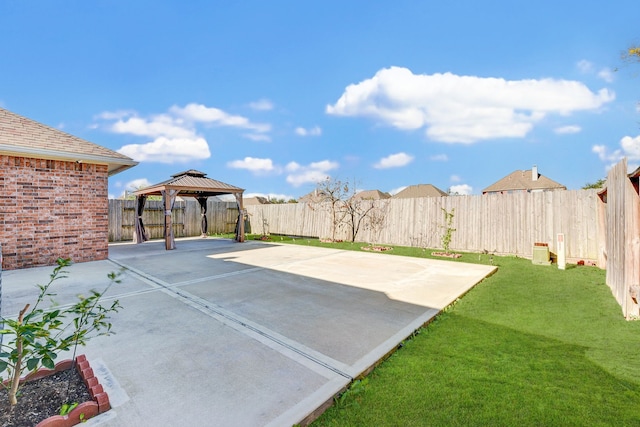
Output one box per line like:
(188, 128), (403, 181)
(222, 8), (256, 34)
(0, 356), (110, 427)
(361, 245), (394, 252)
(431, 252), (462, 258)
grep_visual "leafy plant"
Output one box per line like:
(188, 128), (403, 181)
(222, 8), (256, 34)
(0, 258), (122, 406)
(334, 378), (369, 409)
(59, 402), (79, 416)
(440, 207), (456, 253)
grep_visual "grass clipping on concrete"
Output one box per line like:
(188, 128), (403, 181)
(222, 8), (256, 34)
(270, 238), (640, 426)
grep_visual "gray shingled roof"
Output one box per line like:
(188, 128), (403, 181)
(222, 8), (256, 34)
(0, 107), (137, 176)
(482, 169), (566, 193)
(133, 170), (244, 197)
(391, 184), (448, 198)
(299, 189), (327, 204)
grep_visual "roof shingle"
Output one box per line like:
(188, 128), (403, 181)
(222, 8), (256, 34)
(391, 184), (447, 199)
(133, 170), (244, 197)
(482, 168), (566, 193)
(0, 108), (137, 176)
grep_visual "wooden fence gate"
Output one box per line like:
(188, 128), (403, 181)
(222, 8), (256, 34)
(601, 159), (640, 319)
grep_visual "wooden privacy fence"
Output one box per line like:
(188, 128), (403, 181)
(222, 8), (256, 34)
(246, 189), (601, 261)
(108, 199), (239, 242)
(601, 159), (640, 319)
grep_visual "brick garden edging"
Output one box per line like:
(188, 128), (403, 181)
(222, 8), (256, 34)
(21, 354), (111, 427)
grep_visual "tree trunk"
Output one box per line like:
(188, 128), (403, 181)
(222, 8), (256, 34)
(9, 304), (29, 406)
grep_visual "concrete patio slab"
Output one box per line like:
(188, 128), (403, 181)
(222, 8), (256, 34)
(1, 238), (496, 426)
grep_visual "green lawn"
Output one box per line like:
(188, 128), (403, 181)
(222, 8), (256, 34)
(252, 236), (640, 426)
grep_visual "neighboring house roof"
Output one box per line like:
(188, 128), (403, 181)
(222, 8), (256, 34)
(243, 196), (270, 205)
(299, 189), (328, 203)
(0, 107), (137, 176)
(352, 189), (392, 200)
(391, 184), (447, 199)
(133, 170), (244, 197)
(482, 166), (566, 194)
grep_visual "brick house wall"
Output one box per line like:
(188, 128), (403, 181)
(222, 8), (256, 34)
(0, 154), (109, 270)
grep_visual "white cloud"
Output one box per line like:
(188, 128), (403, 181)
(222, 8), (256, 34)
(373, 152), (414, 169)
(285, 159), (339, 187)
(577, 60), (614, 83)
(249, 99), (274, 111)
(111, 115), (195, 139)
(110, 177), (152, 198)
(389, 186), (407, 196)
(295, 126), (322, 136)
(243, 133), (272, 142)
(170, 103), (271, 133)
(593, 134), (640, 170)
(450, 175), (462, 183)
(98, 103), (272, 164)
(125, 178), (152, 191)
(554, 125), (581, 134)
(429, 154), (448, 162)
(598, 68), (614, 83)
(326, 66), (614, 144)
(118, 137), (210, 163)
(95, 110), (136, 120)
(245, 192), (296, 201)
(449, 184), (473, 195)
(227, 157), (278, 174)
(621, 135), (640, 158)
(577, 60), (593, 74)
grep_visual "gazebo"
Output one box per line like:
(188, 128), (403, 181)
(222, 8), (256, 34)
(131, 170), (245, 249)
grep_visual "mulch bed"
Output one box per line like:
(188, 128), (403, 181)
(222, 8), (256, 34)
(431, 252), (462, 258)
(0, 367), (91, 427)
(361, 246), (393, 252)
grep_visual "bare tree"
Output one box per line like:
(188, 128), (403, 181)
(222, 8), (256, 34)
(364, 199), (389, 245)
(312, 177), (349, 242)
(311, 178), (391, 243)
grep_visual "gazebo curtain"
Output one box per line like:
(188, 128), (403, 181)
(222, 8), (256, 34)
(234, 192), (245, 242)
(161, 189), (179, 250)
(197, 197), (208, 236)
(133, 195), (148, 243)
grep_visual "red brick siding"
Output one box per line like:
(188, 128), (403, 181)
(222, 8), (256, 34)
(0, 155), (109, 270)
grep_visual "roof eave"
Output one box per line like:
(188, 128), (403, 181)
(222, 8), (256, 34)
(0, 143), (138, 176)
(132, 184), (245, 197)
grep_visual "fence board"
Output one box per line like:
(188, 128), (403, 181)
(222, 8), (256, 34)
(604, 159), (640, 319)
(108, 199), (239, 242)
(245, 190), (601, 261)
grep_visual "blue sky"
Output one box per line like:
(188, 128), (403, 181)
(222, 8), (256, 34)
(1, 1), (639, 199)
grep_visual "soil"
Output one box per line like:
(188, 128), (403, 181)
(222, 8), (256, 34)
(0, 368), (91, 427)
(361, 245), (393, 252)
(431, 252), (462, 258)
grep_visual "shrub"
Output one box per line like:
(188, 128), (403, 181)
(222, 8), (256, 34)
(0, 258), (121, 406)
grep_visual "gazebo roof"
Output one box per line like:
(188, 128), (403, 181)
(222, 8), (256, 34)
(132, 169), (244, 198)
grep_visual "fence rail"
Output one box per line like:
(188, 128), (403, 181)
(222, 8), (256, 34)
(108, 191), (601, 260)
(245, 190), (601, 261)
